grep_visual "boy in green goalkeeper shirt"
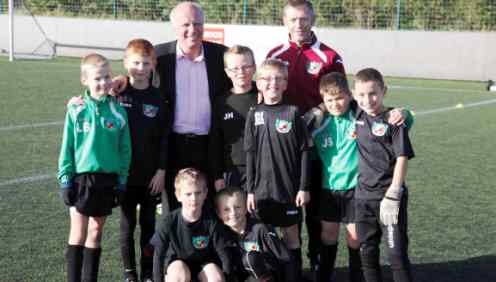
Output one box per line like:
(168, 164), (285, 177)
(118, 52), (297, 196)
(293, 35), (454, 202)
(311, 72), (413, 282)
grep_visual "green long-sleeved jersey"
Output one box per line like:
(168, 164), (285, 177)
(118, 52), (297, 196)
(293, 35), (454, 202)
(58, 91), (132, 188)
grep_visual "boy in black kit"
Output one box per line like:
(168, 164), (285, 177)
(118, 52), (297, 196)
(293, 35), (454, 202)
(215, 187), (291, 282)
(151, 168), (233, 282)
(244, 59), (310, 282)
(210, 45), (258, 191)
(352, 68), (415, 282)
(118, 39), (169, 282)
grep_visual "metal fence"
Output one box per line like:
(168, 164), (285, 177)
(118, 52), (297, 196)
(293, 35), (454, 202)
(3, 0), (496, 31)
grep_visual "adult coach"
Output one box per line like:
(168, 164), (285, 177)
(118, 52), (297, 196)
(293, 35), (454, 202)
(154, 1), (231, 213)
(266, 0), (345, 275)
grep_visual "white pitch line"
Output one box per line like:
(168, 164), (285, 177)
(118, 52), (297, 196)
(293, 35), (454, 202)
(0, 174), (54, 188)
(1, 98), (495, 188)
(415, 98), (496, 116)
(0, 121), (63, 132)
(389, 85), (487, 94)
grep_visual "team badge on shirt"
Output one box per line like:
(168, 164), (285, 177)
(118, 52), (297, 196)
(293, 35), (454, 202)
(254, 112), (265, 126)
(243, 241), (260, 252)
(348, 125), (357, 139)
(101, 117), (119, 131)
(275, 119), (292, 133)
(371, 122), (388, 137)
(192, 236), (209, 250)
(306, 61), (322, 75)
(143, 104), (158, 118)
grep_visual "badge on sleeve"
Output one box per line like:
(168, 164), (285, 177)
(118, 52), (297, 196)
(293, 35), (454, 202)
(371, 122), (388, 137)
(275, 119), (292, 133)
(143, 104), (158, 118)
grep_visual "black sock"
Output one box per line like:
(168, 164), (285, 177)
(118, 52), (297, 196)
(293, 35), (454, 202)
(319, 243), (338, 282)
(66, 245), (84, 282)
(82, 247), (101, 282)
(348, 246), (364, 282)
(284, 248), (302, 282)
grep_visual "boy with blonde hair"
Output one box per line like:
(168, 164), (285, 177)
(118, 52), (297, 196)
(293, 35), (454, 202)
(244, 59), (310, 282)
(118, 39), (169, 282)
(352, 68), (415, 282)
(210, 45), (258, 191)
(215, 187), (291, 282)
(151, 168), (234, 282)
(58, 53), (131, 282)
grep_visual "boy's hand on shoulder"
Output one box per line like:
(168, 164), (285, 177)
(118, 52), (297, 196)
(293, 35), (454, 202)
(110, 75), (128, 96)
(214, 179), (225, 192)
(387, 108), (406, 126)
(66, 95), (83, 107)
(295, 191), (310, 207)
(380, 185), (403, 225)
(149, 169), (166, 195)
(247, 193), (256, 213)
(303, 107), (325, 128)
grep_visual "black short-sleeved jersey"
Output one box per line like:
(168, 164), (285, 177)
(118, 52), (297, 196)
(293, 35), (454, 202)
(117, 84), (169, 186)
(244, 103), (310, 203)
(232, 217), (290, 269)
(354, 108), (415, 200)
(151, 208), (233, 281)
(209, 84), (258, 179)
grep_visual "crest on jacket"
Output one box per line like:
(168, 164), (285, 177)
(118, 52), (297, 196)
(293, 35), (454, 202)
(275, 119), (292, 133)
(192, 236), (209, 250)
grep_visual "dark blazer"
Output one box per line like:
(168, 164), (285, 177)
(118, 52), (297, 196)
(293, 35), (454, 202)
(154, 40), (231, 129)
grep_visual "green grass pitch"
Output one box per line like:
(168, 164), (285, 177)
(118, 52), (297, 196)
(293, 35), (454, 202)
(0, 56), (495, 281)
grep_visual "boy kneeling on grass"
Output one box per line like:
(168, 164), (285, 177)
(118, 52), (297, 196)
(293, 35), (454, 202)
(215, 187), (291, 282)
(58, 53), (131, 282)
(151, 168), (234, 282)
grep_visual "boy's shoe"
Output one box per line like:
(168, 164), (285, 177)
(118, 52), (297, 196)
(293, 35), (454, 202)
(124, 271), (138, 282)
(124, 278), (138, 282)
(488, 80), (494, 91)
(142, 278), (153, 282)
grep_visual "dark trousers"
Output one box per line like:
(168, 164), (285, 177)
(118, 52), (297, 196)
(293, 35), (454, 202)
(161, 133), (212, 214)
(120, 186), (157, 278)
(356, 193), (412, 282)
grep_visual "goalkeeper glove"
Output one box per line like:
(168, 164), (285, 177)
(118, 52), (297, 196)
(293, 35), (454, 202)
(380, 186), (403, 226)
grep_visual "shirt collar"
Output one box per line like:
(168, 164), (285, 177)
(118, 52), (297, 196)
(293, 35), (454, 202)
(288, 31), (317, 49)
(176, 43), (205, 62)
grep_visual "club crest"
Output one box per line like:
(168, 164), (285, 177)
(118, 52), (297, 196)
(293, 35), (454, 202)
(275, 119), (292, 133)
(348, 125), (357, 139)
(371, 122), (388, 137)
(101, 117), (119, 131)
(143, 104), (158, 118)
(243, 241), (260, 252)
(306, 61), (322, 75)
(192, 236), (209, 250)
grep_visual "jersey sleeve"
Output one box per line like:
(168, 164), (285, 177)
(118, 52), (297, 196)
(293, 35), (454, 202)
(208, 96), (225, 180)
(391, 125), (415, 160)
(152, 218), (171, 282)
(118, 109), (132, 185)
(211, 220), (235, 275)
(244, 109), (256, 193)
(157, 96), (169, 170)
(296, 112), (311, 191)
(259, 224), (291, 263)
(57, 108), (76, 189)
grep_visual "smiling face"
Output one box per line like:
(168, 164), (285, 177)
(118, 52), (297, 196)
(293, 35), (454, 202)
(323, 92), (352, 117)
(216, 193), (247, 233)
(256, 67), (288, 105)
(81, 65), (112, 100)
(283, 4), (315, 45)
(353, 80), (387, 116)
(124, 54), (155, 88)
(225, 53), (256, 93)
(171, 2), (204, 55)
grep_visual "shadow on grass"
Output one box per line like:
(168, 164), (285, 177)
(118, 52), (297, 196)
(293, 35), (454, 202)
(308, 255), (496, 282)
